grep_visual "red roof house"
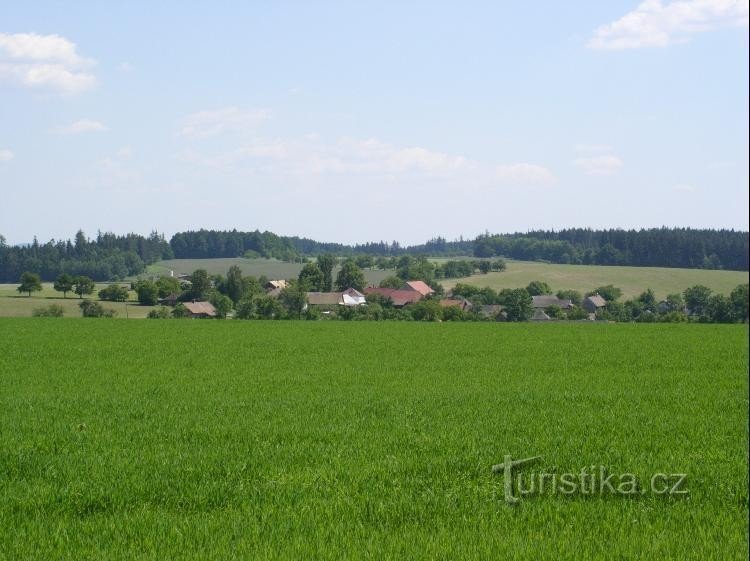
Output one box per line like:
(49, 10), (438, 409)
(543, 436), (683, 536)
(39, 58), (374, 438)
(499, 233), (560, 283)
(401, 281), (434, 297)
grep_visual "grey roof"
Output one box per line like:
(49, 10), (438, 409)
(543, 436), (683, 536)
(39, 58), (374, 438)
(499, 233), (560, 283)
(183, 301), (217, 316)
(306, 292), (342, 305)
(531, 295), (573, 309)
(531, 309), (552, 321)
(584, 295), (607, 308)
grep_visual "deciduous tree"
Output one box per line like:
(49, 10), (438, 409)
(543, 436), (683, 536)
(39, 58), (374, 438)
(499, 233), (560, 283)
(17, 272), (42, 297)
(53, 273), (74, 298)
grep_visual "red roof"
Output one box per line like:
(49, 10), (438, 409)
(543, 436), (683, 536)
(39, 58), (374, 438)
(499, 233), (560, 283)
(364, 287), (423, 307)
(402, 280), (434, 296)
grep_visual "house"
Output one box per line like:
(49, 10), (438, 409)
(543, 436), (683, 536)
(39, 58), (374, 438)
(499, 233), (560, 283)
(306, 288), (366, 307)
(401, 280), (434, 297)
(582, 294), (607, 313)
(266, 287), (284, 299)
(531, 295), (574, 309)
(439, 298), (473, 311)
(531, 309), (552, 321)
(183, 301), (217, 318)
(363, 287), (424, 307)
(306, 292), (342, 306)
(479, 304), (505, 320)
(265, 280), (287, 291)
(341, 288), (366, 306)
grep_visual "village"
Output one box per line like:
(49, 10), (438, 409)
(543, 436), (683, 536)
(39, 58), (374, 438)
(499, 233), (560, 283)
(157, 271), (610, 321)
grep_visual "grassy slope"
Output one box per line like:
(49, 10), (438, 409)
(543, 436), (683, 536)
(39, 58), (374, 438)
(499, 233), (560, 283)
(443, 260), (748, 299)
(0, 320), (746, 560)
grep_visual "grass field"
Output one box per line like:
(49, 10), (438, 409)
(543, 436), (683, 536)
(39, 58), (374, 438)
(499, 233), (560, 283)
(146, 258), (393, 285)
(445, 260), (748, 300)
(0, 283), (156, 318)
(0, 320), (746, 559)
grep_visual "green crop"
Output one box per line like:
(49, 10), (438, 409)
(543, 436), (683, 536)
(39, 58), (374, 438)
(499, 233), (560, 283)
(0, 320), (747, 560)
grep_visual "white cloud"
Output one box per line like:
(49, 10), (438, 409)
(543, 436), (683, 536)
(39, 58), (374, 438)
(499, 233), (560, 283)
(588, 0), (749, 49)
(180, 107), (272, 138)
(0, 32), (96, 93)
(495, 163), (556, 185)
(178, 109), (554, 191)
(573, 155), (624, 176)
(0, 148), (14, 162)
(56, 119), (108, 134)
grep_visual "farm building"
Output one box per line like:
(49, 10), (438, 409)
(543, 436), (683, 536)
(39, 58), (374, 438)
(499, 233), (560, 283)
(364, 287), (424, 307)
(531, 295), (574, 309)
(479, 304), (505, 320)
(158, 293), (181, 306)
(531, 309), (552, 321)
(439, 298), (473, 311)
(402, 281), (434, 297)
(306, 288), (366, 307)
(182, 301), (217, 318)
(583, 295), (607, 313)
(341, 288), (367, 306)
(265, 280), (287, 291)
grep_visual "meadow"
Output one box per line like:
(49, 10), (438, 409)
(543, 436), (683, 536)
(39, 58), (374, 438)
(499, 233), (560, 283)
(147, 258), (393, 286)
(0, 320), (746, 560)
(444, 260), (748, 300)
(0, 283), (156, 318)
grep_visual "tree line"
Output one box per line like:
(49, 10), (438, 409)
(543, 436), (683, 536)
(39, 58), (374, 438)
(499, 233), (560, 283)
(474, 228), (748, 270)
(0, 230), (173, 282)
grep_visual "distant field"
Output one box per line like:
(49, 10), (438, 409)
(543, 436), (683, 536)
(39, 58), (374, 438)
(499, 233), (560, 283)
(146, 257), (393, 285)
(148, 257), (748, 300)
(0, 283), (156, 318)
(0, 320), (746, 559)
(444, 260), (748, 299)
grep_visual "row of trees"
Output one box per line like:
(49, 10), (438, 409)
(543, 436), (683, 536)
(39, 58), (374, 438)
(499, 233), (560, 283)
(18, 272), (98, 298)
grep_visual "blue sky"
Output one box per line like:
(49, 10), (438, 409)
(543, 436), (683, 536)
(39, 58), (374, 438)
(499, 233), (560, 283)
(1, 1), (748, 245)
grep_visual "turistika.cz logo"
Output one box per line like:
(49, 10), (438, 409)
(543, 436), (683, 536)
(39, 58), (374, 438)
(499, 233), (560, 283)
(492, 455), (688, 504)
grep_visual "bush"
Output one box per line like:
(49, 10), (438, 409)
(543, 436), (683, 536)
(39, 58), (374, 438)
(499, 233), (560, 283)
(408, 300), (443, 322)
(526, 281), (552, 296)
(32, 304), (65, 317)
(147, 306), (171, 319)
(80, 299), (116, 318)
(98, 284), (130, 302)
(442, 306), (465, 321)
(172, 303), (189, 318)
(135, 280), (159, 305)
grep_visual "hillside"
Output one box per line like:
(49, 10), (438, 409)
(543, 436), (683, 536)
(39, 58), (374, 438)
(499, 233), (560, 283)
(441, 260), (747, 300)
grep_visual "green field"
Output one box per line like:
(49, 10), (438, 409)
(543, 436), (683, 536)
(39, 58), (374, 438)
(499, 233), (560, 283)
(0, 320), (746, 559)
(445, 260), (748, 300)
(146, 258), (393, 285)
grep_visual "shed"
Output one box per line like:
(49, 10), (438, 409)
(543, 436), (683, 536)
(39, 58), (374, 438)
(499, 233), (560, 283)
(583, 295), (607, 313)
(183, 301), (217, 318)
